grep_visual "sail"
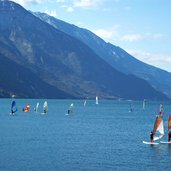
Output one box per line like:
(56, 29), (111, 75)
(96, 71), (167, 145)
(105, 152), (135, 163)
(158, 104), (164, 116)
(84, 100), (86, 107)
(168, 116), (171, 131)
(11, 100), (17, 114)
(43, 101), (48, 113)
(23, 104), (30, 112)
(142, 99), (145, 110)
(34, 102), (39, 113)
(96, 96), (98, 104)
(153, 115), (164, 141)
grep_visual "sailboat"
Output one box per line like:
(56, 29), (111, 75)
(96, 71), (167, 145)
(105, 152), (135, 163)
(84, 100), (87, 107)
(153, 115), (164, 141)
(129, 103), (133, 112)
(142, 99), (146, 111)
(66, 103), (74, 115)
(160, 116), (171, 144)
(42, 101), (48, 114)
(96, 96), (98, 105)
(34, 102), (39, 113)
(10, 100), (17, 115)
(23, 104), (30, 112)
(143, 107), (164, 144)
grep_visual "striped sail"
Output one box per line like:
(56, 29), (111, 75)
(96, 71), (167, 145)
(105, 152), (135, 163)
(153, 115), (164, 141)
(168, 116), (171, 131)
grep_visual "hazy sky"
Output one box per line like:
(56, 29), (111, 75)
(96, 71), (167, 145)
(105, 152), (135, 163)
(12, 0), (171, 72)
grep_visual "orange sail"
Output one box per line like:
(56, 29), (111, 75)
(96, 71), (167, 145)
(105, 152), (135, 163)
(23, 104), (30, 112)
(168, 116), (171, 131)
(153, 115), (164, 141)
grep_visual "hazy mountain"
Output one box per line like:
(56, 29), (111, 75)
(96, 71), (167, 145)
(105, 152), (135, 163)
(34, 12), (171, 98)
(0, 0), (168, 100)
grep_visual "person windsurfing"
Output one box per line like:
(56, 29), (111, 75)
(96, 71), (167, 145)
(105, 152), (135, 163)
(11, 101), (17, 115)
(150, 131), (154, 142)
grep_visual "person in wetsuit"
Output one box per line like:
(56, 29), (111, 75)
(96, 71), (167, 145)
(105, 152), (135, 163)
(150, 131), (154, 142)
(168, 131), (171, 142)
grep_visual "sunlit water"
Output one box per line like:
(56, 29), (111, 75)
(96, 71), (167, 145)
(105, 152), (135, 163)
(0, 99), (171, 171)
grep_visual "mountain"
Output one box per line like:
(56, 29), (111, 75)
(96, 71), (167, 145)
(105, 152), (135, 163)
(34, 12), (171, 98)
(0, 52), (73, 98)
(0, 0), (168, 100)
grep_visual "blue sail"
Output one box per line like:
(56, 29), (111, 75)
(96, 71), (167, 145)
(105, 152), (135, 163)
(11, 101), (17, 115)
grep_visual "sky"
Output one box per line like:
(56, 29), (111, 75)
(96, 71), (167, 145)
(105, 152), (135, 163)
(11, 0), (171, 72)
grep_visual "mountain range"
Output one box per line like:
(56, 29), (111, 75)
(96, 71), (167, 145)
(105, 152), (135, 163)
(33, 12), (171, 99)
(0, 0), (169, 100)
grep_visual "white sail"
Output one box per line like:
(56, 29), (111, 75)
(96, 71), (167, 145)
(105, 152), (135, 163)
(84, 100), (86, 107)
(34, 102), (39, 113)
(43, 101), (48, 114)
(96, 96), (98, 105)
(142, 99), (145, 110)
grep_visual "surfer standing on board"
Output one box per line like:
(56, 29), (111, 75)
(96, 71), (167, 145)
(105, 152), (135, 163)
(150, 131), (154, 142)
(168, 131), (171, 142)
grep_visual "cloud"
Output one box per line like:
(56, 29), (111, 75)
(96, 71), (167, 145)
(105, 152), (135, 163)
(56, 0), (66, 2)
(57, 0), (107, 11)
(73, 0), (100, 9)
(12, 0), (41, 6)
(92, 25), (119, 42)
(66, 7), (74, 12)
(45, 9), (57, 17)
(121, 34), (144, 42)
(126, 49), (171, 72)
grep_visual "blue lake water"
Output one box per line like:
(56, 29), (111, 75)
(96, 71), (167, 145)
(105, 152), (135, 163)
(0, 99), (171, 171)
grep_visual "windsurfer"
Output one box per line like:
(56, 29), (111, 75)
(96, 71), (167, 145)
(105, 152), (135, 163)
(168, 131), (171, 142)
(150, 131), (154, 142)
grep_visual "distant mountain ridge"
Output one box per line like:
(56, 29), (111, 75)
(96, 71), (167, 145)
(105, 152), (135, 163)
(0, 0), (168, 100)
(34, 12), (171, 98)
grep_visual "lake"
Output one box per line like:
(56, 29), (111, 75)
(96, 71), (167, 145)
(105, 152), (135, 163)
(0, 99), (171, 171)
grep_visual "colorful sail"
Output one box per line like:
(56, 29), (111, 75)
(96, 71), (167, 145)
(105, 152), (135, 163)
(153, 115), (164, 141)
(11, 100), (17, 115)
(43, 101), (48, 114)
(168, 116), (171, 131)
(23, 104), (30, 112)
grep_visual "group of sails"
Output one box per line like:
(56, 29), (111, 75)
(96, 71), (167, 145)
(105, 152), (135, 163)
(143, 104), (171, 144)
(10, 101), (48, 115)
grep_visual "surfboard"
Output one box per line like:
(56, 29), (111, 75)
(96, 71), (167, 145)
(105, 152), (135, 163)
(160, 141), (171, 144)
(143, 141), (159, 145)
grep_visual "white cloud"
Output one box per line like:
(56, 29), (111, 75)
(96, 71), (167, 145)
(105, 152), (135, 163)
(126, 49), (171, 72)
(121, 34), (144, 42)
(56, 0), (108, 12)
(73, 0), (99, 8)
(66, 7), (74, 12)
(92, 25), (119, 42)
(56, 0), (66, 2)
(45, 9), (57, 17)
(12, 0), (41, 6)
